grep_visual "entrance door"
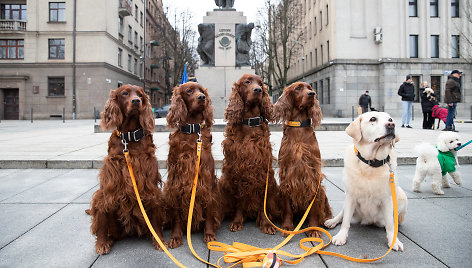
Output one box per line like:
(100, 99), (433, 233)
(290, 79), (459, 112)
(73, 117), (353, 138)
(3, 89), (19, 120)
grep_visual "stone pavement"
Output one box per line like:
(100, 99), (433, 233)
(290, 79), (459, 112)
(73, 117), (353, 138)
(0, 117), (471, 169)
(0, 165), (471, 267)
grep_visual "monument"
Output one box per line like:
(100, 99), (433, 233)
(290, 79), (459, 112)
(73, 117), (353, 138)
(195, 0), (255, 118)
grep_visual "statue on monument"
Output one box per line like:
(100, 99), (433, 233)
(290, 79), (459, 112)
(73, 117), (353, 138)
(214, 0), (235, 8)
(197, 23), (215, 66)
(235, 23), (254, 67)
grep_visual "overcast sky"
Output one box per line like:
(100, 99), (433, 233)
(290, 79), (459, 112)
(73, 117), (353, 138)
(162, 0), (266, 33)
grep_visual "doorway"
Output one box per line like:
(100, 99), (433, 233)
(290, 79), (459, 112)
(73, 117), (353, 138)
(2, 88), (19, 120)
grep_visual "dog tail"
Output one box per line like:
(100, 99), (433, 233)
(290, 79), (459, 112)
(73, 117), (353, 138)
(415, 142), (438, 162)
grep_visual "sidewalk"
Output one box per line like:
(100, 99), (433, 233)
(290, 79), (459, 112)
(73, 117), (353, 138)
(0, 117), (471, 169)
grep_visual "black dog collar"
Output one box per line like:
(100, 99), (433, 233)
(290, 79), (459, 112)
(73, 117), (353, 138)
(115, 129), (145, 142)
(354, 146), (390, 168)
(242, 116), (265, 127)
(286, 119), (312, 127)
(179, 123), (203, 134)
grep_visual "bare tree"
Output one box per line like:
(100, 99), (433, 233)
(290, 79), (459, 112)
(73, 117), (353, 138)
(252, 0), (304, 94)
(454, 0), (472, 63)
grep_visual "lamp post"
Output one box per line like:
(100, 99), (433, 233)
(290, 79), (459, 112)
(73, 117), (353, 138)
(294, 40), (305, 82)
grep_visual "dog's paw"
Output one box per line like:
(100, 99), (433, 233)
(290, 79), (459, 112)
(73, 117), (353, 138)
(442, 176), (451, 188)
(168, 237), (183, 249)
(332, 232), (347, 246)
(324, 218), (338, 229)
(453, 177), (462, 185)
(388, 238), (404, 252)
(229, 221), (243, 232)
(203, 233), (217, 243)
(260, 224), (277, 235)
(95, 240), (113, 255)
(307, 230), (322, 238)
(280, 223), (294, 237)
(153, 238), (167, 251)
(433, 189), (445, 195)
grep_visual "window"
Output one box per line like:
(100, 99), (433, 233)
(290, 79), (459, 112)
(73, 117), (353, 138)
(140, 36), (143, 51)
(326, 4), (329, 25)
(309, 22), (312, 39)
(135, 4), (138, 20)
(134, 31), (138, 48)
(48, 77), (65, 96)
(320, 44), (324, 64)
(140, 11), (143, 26)
(315, 48), (318, 66)
(327, 40), (330, 61)
(430, 0), (438, 17)
(0, 39), (24, 59)
(451, 35), (460, 58)
(431, 35), (439, 58)
(139, 62), (143, 77)
(319, 80), (324, 104)
(310, 51), (313, 68)
(49, 2), (66, 22)
(412, 76), (420, 102)
(128, 54), (132, 71)
(134, 58), (137, 74)
(128, 26), (132, 43)
(1, 4), (27, 20)
(431, 76), (441, 102)
(451, 0), (459, 17)
(118, 17), (123, 36)
(409, 35), (418, 58)
(320, 11), (322, 30)
(314, 17), (317, 36)
(409, 0), (417, 17)
(49, 39), (65, 59)
(118, 48), (122, 67)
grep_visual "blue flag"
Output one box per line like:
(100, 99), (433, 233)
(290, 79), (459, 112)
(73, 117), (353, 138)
(180, 63), (188, 85)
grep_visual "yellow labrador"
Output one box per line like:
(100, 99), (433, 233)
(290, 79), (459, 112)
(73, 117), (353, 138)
(324, 112), (408, 251)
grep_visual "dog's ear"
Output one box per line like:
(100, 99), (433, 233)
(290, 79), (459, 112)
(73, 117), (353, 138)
(436, 134), (449, 152)
(166, 86), (188, 129)
(261, 83), (274, 122)
(273, 87), (291, 123)
(202, 87), (214, 128)
(100, 89), (122, 130)
(225, 81), (244, 123)
(346, 116), (362, 143)
(139, 89), (155, 135)
(309, 88), (322, 128)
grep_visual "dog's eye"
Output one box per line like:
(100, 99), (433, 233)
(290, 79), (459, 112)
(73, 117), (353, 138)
(369, 117), (376, 122)
(187, 88), (193, 94)
(245, 80), (250, 84)
(388, 118), (393, 122)
(122, 91), (129, 96)
(138, 93), (143, 98)
(296, 86), (301, 90)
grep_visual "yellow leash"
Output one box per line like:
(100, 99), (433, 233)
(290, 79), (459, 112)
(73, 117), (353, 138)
(124, 151), (186, 268)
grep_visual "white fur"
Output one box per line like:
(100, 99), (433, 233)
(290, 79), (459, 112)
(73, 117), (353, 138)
(412, 132), (462, 195)
(324, 112), (407, 251)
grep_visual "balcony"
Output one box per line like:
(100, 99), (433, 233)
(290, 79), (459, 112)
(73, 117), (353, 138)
(0, 20), (26, 33)
(119, 0), (132, 17)
(150, 64), (160, 69)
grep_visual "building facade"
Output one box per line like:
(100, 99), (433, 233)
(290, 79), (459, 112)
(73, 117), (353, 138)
(283, 0), (471, 118)
(0, 0), (146, 120)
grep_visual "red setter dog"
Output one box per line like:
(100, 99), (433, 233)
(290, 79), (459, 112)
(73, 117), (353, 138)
(164, 82), (221, 248)
(273, 82), (332, 237)
(219, 74), (280, 234)
(89, 85), (165, 254)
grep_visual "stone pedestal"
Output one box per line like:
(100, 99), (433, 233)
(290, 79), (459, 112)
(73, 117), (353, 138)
(196, 10), (255, 118)
(196, 66), (253, 118)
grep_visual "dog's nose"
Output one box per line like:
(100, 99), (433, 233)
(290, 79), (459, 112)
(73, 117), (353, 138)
(131, 98), (141, 104)
(386, 122), (395, 129)
(197, 94), (206, 101)
(307, 91), (315, 96)
(457, 143), (461, 147)
(253, 87), (262, 94)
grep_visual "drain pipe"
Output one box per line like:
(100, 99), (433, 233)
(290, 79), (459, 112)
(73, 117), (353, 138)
(72, 0), (77, 119)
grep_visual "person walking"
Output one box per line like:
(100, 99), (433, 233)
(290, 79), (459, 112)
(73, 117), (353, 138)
(398, 74), (415, 128)
(443, 70), (462, 132)
(358, 90), (371, 114)
(419, 81), (436, 129)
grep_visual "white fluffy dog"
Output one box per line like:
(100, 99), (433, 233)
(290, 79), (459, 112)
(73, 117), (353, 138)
(412, 132), (462, 195)
(324, 112), (408, 251)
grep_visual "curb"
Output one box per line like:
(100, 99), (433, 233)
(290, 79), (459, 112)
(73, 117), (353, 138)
(1, 156), (471, 169)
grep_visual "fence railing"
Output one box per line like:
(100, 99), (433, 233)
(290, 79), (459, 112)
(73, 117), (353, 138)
(0, 20), (26, 31)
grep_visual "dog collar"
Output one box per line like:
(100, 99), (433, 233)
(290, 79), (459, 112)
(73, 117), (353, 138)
(242, 116), (265, 127)
(354, 146), (390, 168)
(115, 129), (145, 142)
(180, 123), (203, 134)
(286, 119), (312, 127)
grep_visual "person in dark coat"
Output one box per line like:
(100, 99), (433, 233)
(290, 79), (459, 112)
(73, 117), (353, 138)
(398, 74), (415, 128)
(358, 90), (371, 113)
(419, 81), (436, 129)
(443, 70), (462, 131)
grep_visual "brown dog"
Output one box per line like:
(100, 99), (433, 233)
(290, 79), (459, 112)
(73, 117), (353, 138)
(90, 85), (165, 254)
(164, 82), (221, 248)
(218, 74), (280, 234)
(273, 82), (332, 237)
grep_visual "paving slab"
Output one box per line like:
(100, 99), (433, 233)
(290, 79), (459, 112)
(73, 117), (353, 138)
(0, 204), (97, 268)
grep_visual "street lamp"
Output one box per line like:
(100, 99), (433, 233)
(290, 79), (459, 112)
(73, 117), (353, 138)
(293, 40), (305, 82)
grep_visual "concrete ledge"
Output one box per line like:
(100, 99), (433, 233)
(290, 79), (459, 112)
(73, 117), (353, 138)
(94, 122), (350, 133)
(2, 156), (471, 169)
